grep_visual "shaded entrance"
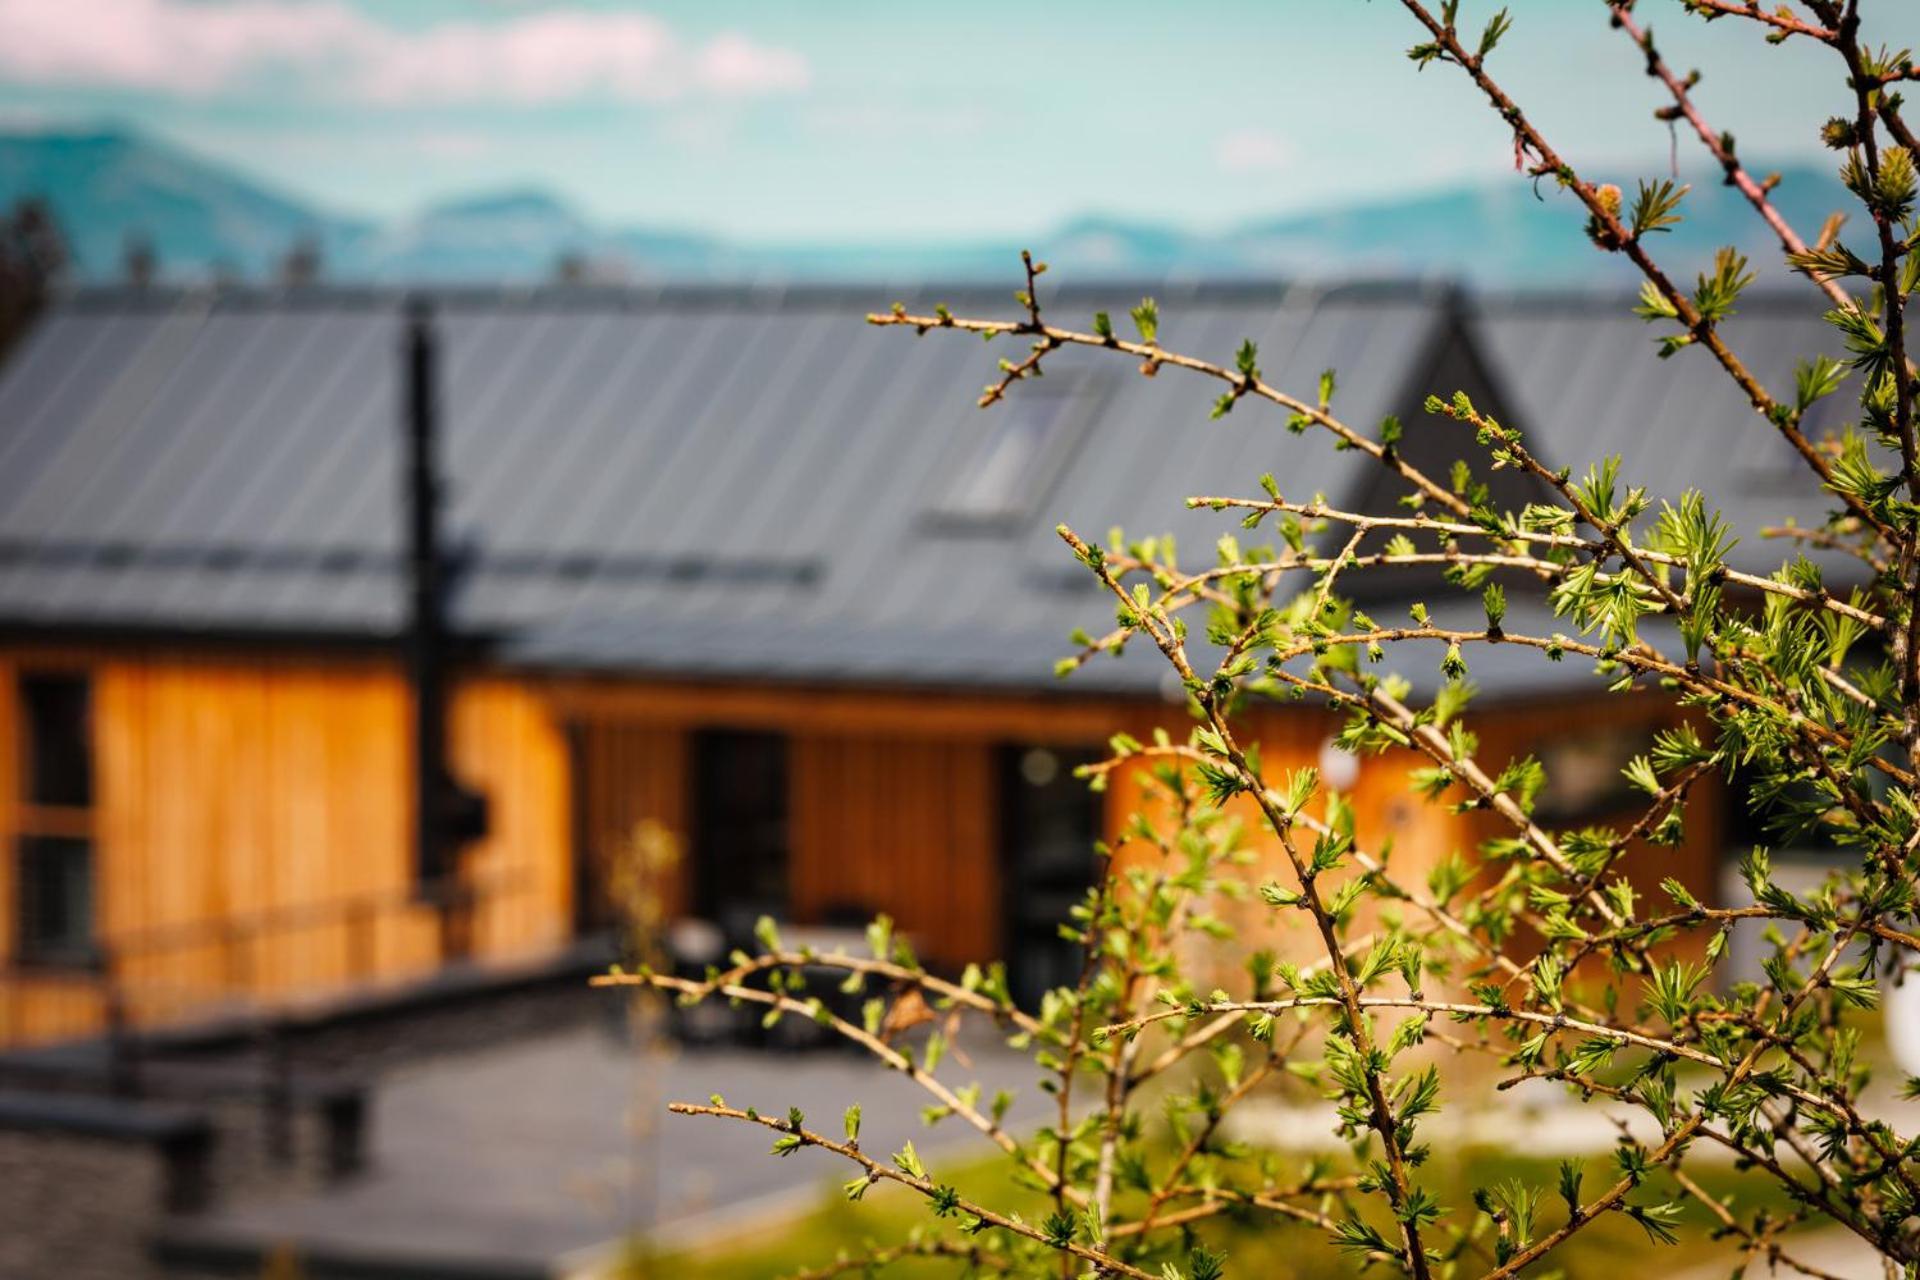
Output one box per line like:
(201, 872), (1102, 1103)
(999, 743), (1102, 1008)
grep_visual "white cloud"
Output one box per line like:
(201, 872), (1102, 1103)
(1214, 128), (1296, 174)
(693, 32), (809, 98)
(0, 0), (810, 104)
(0, 0), (366, 95)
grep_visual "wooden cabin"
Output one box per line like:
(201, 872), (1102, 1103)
(0, 281), (1832, 1046)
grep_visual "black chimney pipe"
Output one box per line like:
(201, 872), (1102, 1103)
(403, 298), (486, 943)
(404, 298), (446, 891)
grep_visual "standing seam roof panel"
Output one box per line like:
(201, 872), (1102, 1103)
(0, 313), (163, 501)
(0, 285), (1541, 696)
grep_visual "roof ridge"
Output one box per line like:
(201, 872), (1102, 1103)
(50, 277), (1465, 315)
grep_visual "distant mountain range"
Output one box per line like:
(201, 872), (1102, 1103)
(0, 126), (1856, 288)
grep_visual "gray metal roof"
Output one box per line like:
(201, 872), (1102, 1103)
(1469, 292), (1881, 581)
(0, 281), (1861, 701)
(0, 282), (1447, 692)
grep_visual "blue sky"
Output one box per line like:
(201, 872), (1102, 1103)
(0, 0), (1862, 241)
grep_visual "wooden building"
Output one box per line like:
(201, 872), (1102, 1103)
(0, 282), (1834, 1046)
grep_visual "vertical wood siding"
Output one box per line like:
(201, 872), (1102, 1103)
(1095, 696), (1723, 984)
(790, 735), (996, 971)
(0, 650), (569, 1046)
(575, 720), (688, 926)
(0, 652), (1728, 1046)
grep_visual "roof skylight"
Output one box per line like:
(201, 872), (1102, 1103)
(926, 380), (1099, 529)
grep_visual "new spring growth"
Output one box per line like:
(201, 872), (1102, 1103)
(638, 4), (1920, 1275)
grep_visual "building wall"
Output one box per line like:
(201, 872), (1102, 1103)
(556, 681), (1543, 975)
(558, 678), (1139, 971)
(1100, 705), (1447, 977)
(574, 718), (688, 929)
(1095, 692), (1724, 983)
(0, 647), (571, 1047)
(448, 677), (573, 959)
(561, 676), (1726, 981)
(574, 720), (1023, 970)
(790, 734), (998, 968)
(1466, 689), (1726, 964)
(0, 647), (1727, 1047)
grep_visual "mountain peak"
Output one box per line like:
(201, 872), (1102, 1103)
(0, 123), (1851, 288)
(421, 188), (580, 223)
(5, 123), (140, 154)
(0, 123), (367, 279)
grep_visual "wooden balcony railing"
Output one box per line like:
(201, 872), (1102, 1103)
(0, 871), (529, 1058)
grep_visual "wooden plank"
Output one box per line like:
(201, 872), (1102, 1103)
(573, 720), (688, 933)
(787, 734), (998, 970)
(450, 678), (572, 960)
(0, 640), (1733, 1047)
(0, 650), (580, 1046)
